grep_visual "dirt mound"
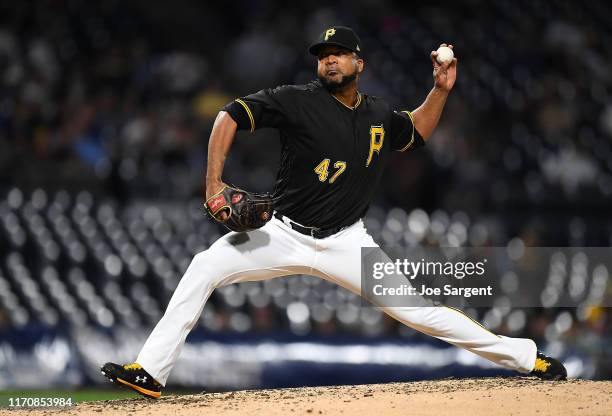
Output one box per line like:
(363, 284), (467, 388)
(12, 378), (612, 416)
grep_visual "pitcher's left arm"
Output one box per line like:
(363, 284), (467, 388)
(411, 43), (458, 140)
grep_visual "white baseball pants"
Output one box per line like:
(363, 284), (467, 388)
(137, 215), (537, 385)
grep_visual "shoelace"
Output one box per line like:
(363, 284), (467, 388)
(123, 363), (142, 371)
(533, 357), (551, 373)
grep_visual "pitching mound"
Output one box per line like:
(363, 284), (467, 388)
(14, 378), (612, 416)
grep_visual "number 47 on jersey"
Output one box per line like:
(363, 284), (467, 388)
(313, 125), (384, 184)
(314, 159), (347, 184)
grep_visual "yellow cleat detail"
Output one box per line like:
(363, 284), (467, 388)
(533, 357), (551, 373)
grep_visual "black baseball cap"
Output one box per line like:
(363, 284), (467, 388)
(309, 26), (363, 57)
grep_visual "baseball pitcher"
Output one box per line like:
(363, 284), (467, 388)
(102, 26), (566, 398)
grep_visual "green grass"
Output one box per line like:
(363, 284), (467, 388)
(0, 388), (190, 406)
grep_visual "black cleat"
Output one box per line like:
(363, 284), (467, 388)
(529, 351), (567, 381)
(100, 362), (162, 398)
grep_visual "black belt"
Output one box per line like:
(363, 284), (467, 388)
(274, 212), (344, 239)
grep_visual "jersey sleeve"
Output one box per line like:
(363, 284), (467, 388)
(223, 86), (290, 132)
(389, 110), (425, 152)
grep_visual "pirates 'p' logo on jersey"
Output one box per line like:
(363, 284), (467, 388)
(324, 28), (336, 41)
(366, 125), (385, 167)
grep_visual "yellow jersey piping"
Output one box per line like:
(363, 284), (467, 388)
(331, 92), (362, 110)
(397, 110), (415, 152)
(235, 99), (255, 132)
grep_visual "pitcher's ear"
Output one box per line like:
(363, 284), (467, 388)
(357, 58), (364, 74)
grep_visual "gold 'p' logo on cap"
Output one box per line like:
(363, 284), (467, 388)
(324, 28), (336, 41)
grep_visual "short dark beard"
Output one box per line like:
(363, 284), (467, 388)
(318, 72), (357, 93)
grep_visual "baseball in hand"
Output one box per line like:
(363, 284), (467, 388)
(435, 46), (454, 64)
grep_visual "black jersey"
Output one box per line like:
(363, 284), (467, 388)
(223, 80), (424, 230)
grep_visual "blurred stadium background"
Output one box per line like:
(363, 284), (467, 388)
(0, 0), (611, 396)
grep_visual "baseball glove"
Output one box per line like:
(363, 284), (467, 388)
(205, 185), (273, 232)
